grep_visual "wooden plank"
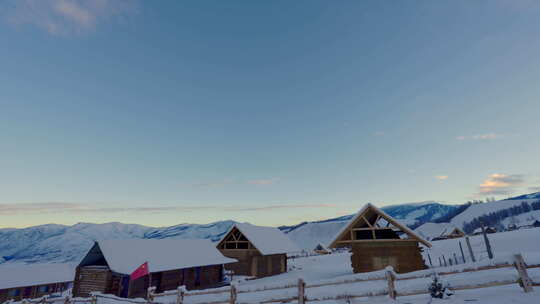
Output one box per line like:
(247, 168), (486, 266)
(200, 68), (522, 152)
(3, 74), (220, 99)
(514, 254), (534, 292)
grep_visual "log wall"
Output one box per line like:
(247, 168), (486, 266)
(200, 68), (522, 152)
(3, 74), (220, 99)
(219, 250), (286, 277)
(350, 241), (426, 273)
(0, 282), (71, 303)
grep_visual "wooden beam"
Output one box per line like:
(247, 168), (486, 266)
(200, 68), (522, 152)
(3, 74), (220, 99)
(337, 239), (418, 244)
(361, 216), (373, 228)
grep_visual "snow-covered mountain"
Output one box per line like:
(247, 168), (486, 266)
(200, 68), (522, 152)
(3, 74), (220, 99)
(1, 194), (539, 265)
(0, 202), (456, 265)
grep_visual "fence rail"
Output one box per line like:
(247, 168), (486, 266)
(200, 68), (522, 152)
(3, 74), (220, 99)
(7, 254), (538, 304)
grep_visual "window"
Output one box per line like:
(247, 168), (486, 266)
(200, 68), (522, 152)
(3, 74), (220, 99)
(8, 289), (21, 297)
(38, 285), (49, 293)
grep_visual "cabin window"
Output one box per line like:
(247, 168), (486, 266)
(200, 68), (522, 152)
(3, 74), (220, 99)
(38, 285), (49, 293)
(237, 242), (248, 249)
(195, 267), (201, 287)
(8, 289), (21, 297)
(225, 242), (236, 249)
(374, 229), (399, 239)
(354, 230), (373, 240)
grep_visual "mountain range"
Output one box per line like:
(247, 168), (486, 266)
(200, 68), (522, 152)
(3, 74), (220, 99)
(1, 192), (539, 266)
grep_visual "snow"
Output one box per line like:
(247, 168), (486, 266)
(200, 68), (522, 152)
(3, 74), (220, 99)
(0, 263), (74, 289)
(414, 222), (461, 240)
(5, 228), (540, 304)
(95, 239), (237, 274)
(422, 228), (540, 267)
(450, 198), (540, 228)
(222, 223), (300, 255)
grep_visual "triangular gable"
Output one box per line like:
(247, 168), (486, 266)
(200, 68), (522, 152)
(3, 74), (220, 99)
(217, 223), (300, 255)
(217, 226), (258, 252)
(328, 203), (431, 248)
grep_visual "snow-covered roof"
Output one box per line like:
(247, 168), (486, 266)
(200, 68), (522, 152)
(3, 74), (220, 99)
(414, 222), (463, 240)
(91, 239), (237, 275)
(219, 223), (300, 255)
(0, 263), (75, 290)
(328, 203), (432, 248)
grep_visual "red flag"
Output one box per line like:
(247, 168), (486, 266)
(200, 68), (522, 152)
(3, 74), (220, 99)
(130, 262), (149, 281)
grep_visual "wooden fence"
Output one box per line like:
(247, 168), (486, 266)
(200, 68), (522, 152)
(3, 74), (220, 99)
(7, 254), (538, 304)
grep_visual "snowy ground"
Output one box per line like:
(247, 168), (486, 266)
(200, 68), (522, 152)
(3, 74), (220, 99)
(7, 228), (540, 304)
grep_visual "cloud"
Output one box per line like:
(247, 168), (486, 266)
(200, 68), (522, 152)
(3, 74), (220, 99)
(435, 175), (449, 181)
(478, 173), (525, 195)
(528, 186), (540, 193)
(0, 202), (333, 216)
(456, 133), (503, 141)
(180, 178), (278, 188)
(1, 0), (137, 35)
(246, 179), (276, 185)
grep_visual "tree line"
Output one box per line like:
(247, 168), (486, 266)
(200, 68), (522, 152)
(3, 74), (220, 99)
(462, 200), (540, 233)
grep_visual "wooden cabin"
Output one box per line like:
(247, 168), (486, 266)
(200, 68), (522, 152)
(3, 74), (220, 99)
(0, 264), (74, 303)
(216, 223), (299, 278)
(328, 203), (432, 274)
(313, 242), (331, 255)
(472, 227), (497, 235)
(414, 223), (465, 241)
(73, 239), (236, 299)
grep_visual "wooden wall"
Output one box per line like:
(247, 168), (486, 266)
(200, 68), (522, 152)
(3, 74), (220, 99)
(0, 282), (71, 303)
(350, 241), (426, 273)
(73, 264), (224, 299)
(73, 266), (114, 297)
(219, 249), (286, 278)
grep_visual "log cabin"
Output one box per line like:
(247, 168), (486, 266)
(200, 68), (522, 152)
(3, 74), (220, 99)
(216, 223), (299, 278)
(313, 242), (331, 255)
(0, 263), (74, 303)
(72, 239), (236, 299)
(328, 203), (432, 274)
(414, 222), (465, 241)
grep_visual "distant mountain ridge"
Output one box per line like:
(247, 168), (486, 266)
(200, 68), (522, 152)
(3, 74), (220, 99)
(2, 192), (539, 265)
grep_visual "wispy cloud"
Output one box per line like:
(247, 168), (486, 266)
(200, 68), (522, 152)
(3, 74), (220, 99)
(435, 175), (449, 181)
(0, 201), (332, 216)
(456, 133), (503, 141)
(477, 173), (525, 195)
(180, 178), (278, 188)
(1, 0), (137, 35)
(246, 179), (277, 185)
(528, 186), (540, 193)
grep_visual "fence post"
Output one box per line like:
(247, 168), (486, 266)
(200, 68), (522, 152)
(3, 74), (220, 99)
(442, 255), (447, 267)
(453, 253), (458, 265)
(147, 286), (156, 303)
(176, 286), (186, 304)
(513, 254), (533, 293)
(427, 252), (433, 267)
(385, 267), (396, 300)
(481, 224), (493, 259)
(465, 236), (476, 262)
(297, 278), (305, 304)
(229, 284), (237, 304)
(459, 241), (466, 263)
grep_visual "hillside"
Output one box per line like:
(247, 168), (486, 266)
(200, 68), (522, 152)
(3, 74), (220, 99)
(1, 193), (540, 265)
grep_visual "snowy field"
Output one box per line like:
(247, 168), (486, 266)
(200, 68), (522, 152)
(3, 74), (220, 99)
(5, 228), (540, 304)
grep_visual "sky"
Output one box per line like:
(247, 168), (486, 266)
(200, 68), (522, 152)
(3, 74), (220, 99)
(0, 0), (539, 229)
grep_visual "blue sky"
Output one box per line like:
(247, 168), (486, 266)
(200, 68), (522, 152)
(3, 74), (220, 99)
(0, 0), (539, 228)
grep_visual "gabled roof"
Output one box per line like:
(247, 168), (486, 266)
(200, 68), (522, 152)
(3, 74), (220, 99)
(0, 263), (75, 290)
(328, 203), (432, 248)
(414, 222), (464, 240)
(81, 239), (236, 275)
(218, 223), (300, 255)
